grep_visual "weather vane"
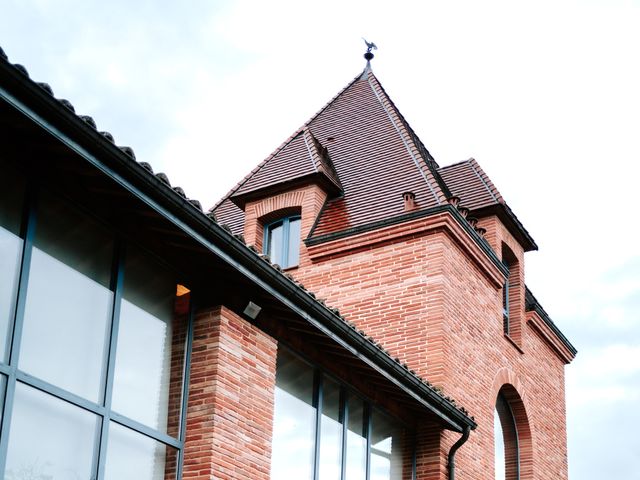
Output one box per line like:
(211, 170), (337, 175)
(362, 38), (377, 61)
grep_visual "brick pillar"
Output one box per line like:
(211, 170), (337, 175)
(414, 421), (446, 480)
(183, 305), (277, 480)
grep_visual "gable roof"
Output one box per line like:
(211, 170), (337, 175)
(230, 127), (342, 207)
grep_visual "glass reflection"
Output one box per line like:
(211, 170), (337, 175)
(20, 193), (113, 402)
(495, 408), (506, 480)
(0, 167), (24, 364)
(271, 350), (316, 480)
(346, 395), (367, 480)
(112, 247), (179, 433)
(287, 218), (300, 267)
(370, 409), (404, 480)
(5, 382), (97, 480)
(105, 422), (176, 480)
(318, 378), (342, 480)
(268, 222), (284, 267)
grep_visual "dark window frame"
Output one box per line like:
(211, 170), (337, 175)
(263, 215), (301, 269)
(0, 180), (194, 479)
(273, 347), (415, 480)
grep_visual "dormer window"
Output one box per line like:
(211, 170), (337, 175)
(264, 216), (301, 268)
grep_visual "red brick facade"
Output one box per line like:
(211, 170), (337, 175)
(183, 306), (277, 480)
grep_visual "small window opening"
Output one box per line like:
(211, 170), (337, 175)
(264, 215), (301, 269)
(495, 391), (520, 480)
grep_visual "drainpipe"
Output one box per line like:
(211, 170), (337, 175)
(447, 426), (471, 480)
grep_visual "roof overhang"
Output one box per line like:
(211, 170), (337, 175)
(472, 203), (538, 252)
(230, 171), (343, 210)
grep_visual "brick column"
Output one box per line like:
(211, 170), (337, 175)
(183, 305), (277, 480)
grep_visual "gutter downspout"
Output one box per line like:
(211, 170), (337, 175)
(447, 426), (471, 480)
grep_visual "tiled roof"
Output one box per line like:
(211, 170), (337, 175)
(214, 67), (448, 236)
(438, 158), (504, 210)
(230, 127), (342, 204)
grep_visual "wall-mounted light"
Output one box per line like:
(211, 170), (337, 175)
(243, 301), (262, 320)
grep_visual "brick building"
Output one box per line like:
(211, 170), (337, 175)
(0, 46), (574, 480)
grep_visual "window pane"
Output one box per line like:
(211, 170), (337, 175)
(112, 247), (184, 435)
(271, 350), (316, 480)
(287, 218), (301, 267)
(105, 422), (178, 480)
(268, 222), (284, 267)
(318, 377), (342, 480)
(346, 395), (367, 480)
(20, 192), (114, 401)
(5, 382), (97, 480)
(370, 408), (404, 480)
(494, 408), (506, 480)
(0, 167), (24, 363)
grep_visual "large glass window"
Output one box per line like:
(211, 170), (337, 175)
(5, 383), (97, 480)
(265, 216), (301, 269)
(271, 349), (411, 480)
(112, 246), (182, 434)
(20, 191), (114, 401)
(0, 183), (192, 480)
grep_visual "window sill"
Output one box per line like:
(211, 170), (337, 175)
(504, 333), (524, 354)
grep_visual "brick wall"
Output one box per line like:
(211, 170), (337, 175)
(183, 305), (277, 480)
(291, 210), (570, 479)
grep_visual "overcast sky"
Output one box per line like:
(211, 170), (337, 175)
(2, 1), (639, 478)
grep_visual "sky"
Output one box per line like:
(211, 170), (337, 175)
(2, 0), (639, 478)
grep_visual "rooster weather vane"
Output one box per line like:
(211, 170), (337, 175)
(362, 38), (377, 61)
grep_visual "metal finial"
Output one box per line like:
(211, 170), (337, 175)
(362, 38), (377, 61)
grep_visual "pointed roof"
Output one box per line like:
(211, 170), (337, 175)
(213, 66), (536, 251)
(214, 67), (448, 234)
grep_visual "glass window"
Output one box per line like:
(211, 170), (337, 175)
(271, 350), (316, 480)
(495, 392), (519, 480)
(345, 395), (367, 480)
(0, 167), (24, 364)
(318, 378), (342, 480)
(370, 408), (404, 480)
(20, 192), (114, 402)
(105, 422), (178, 480)
(265, 216), (301, 269)
(5, 382), (97, 480)
(112, 247), (182, 434)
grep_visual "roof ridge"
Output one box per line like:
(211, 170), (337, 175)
(302, 127), (321, 172)
(468, 157), (503, 204)
(439, 158), (474, 170)
(365, 72), (450, 204)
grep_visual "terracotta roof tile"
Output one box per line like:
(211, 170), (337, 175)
(438, 158), (504, 210)
(214, 68), (447, 237)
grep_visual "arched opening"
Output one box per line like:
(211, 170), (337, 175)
(494, 385), (532, 480)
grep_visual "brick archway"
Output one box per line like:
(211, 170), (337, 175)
(491, 369), (533, 480)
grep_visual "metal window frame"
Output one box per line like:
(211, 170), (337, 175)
(276, 347), (415, 480)
(263, 215), (301, 269)
(0, 181), (193, 479)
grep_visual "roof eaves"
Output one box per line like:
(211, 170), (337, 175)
(525, 287), (577, 355)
